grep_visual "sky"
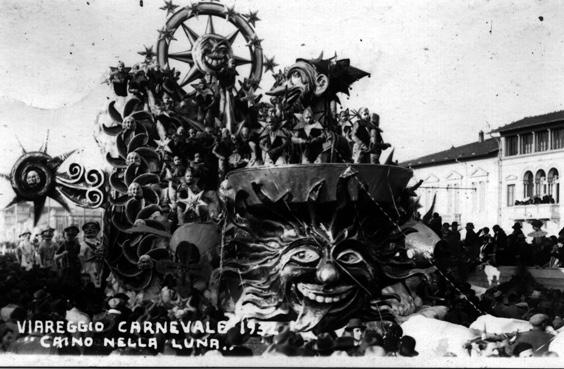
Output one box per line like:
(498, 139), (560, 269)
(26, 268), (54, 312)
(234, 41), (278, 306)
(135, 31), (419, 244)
(0, 0), (563, 207)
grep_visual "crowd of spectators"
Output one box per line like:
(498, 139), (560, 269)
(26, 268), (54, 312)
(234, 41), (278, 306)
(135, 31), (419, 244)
(4, 210), (564, 359)
(427, 214), (564, 272)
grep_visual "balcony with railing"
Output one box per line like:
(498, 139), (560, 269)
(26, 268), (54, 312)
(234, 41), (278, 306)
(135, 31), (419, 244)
(507, 202), (560, 221)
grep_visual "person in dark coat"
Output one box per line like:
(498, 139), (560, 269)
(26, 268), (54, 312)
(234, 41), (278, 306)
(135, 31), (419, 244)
(54, 225), (82, 287)
(464, 222), (481, 263)
(492, 225), (508, 265)
(428, 213), (442, 236)
(446, 222), (461, 249)
(507, 222), (527, 265)
(511, 313), (553, 356)
(441, 223), (451, 239)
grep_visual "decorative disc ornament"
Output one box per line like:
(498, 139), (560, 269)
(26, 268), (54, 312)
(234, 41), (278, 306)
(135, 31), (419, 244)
(1, 135), (107, 225)
(156, 1), (263, 89)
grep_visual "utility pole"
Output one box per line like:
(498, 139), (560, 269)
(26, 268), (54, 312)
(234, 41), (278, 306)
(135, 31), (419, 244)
(14, 203), (18, 241)
(47, 198), (51, 227)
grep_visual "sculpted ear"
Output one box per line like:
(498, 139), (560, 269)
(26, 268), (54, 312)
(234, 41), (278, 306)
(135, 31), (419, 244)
(314, 74), (329, 96)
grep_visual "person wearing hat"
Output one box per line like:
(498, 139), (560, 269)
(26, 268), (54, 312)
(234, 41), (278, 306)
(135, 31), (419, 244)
(344, 318), (366, 347)
(38, 227), (56, 270)
(381, 322), (403, 354)
(445, 221), (463, 257)
(312, 332), (336, 356)
(492, 225), (508, 264)
(463, 222), (481, 262)
(16, 231), (34, 271)
(79, 221), (103, 288)
(511, 313), (553, 356)
(506, 222), (527, 264)
(398, 335), (419, 357)
(427, 212), (442, 236)
(54, 225), (82, 284)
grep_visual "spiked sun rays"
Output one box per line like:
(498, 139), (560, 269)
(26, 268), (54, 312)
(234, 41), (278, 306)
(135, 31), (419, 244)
(163, 12), (253, 88)
(1, 131), (77, 225)
(221, 171), (402, 319)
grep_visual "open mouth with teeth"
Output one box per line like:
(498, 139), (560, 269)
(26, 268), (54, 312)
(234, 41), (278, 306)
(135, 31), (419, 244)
(295, 283), (355, 304)
(203, 53), (227, 70)
(288, 282), (361, 331)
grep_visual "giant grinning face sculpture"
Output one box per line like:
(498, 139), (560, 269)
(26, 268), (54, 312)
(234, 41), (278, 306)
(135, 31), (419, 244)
(192, 34), (233, 75)
(274, 223), (381, 331)
(221, 165), (435, 332)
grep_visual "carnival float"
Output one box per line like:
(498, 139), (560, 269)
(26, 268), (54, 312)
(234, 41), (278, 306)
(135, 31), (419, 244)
(2, 1), (446, 333)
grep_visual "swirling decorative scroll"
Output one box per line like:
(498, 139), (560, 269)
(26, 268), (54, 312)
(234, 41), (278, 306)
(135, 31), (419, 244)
(56, 164), (107, 208)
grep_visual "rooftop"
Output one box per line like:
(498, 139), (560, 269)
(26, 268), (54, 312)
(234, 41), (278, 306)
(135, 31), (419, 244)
(400, 137), (499, 168)
(492, 110), (564, 134)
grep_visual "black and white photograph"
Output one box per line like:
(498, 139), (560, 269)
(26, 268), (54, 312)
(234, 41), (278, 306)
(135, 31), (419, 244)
(0, 0), (564, 366)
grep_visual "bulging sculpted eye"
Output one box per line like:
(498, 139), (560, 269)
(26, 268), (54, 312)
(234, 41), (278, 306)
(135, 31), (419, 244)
(290, 247), (320, 264)
(290, 71), (302, 85)
(336, 250), (364, 265)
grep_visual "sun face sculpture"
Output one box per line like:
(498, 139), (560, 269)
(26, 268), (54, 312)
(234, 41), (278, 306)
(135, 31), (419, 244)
(156, 1), (263, 90)
(192, 34), (233, 74)
(220, 164), (437, 332)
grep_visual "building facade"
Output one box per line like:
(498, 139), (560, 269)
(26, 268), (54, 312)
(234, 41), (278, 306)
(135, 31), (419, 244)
(402, 110), (564, 236)
(403, 134), (500, 230)
(0, 198), (104, 242)
(497, 111), (564, 236)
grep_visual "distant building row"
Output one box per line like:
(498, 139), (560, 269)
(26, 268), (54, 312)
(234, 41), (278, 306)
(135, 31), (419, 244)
(402, 110), (564, 236)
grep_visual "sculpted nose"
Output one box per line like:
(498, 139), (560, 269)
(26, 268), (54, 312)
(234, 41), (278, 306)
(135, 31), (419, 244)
(316, 262), (340, 284)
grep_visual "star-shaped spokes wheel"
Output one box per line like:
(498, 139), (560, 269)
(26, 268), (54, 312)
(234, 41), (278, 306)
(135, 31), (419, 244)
(156, 2), (263, 91)
(1, 132), (77, 225)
